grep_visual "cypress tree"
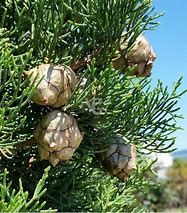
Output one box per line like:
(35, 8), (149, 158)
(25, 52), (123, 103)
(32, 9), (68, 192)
(0, 0), (185, 211)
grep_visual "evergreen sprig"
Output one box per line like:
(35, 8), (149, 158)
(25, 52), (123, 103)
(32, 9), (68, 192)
(43, 156), (155, 212)
(67, 65), (185, 154)
(0, 0), (161, 65)
(0, 166), (55, 212)
(0, 32), (39, 154)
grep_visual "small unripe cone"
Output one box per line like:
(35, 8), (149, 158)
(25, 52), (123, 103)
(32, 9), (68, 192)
(34, 110), (83, 166)
(101, 135), (136, 180)
(113, 35), (156, 77)
(25, 64), (77, 107)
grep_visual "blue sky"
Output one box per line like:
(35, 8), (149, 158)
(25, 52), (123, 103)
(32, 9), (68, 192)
(145, 0), (187, 151)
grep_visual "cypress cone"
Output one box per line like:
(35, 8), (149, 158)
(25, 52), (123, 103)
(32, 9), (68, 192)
(25, 64), (77, 108)
(101, 135), (136, 180)
(34, 110), (83, 166)
(113, 35), (156, 77)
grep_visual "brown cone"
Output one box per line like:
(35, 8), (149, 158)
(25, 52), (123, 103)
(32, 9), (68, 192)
(25, 64), (77, 108)
(34, 110), (83, 166)
(113, 35), (156, 77)
(101, 135), (136, 180)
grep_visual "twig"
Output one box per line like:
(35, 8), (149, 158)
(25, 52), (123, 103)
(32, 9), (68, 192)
(70, 48), (101, 71)
(15, 137), (37, 148)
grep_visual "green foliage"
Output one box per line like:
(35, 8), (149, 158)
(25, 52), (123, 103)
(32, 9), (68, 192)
(0, 0), (186, 212)
(0, 29), (40, 154)
(0, 0), (163, 151)
(0, 166), (55, 212)
(0, 150), (155, 212)
(0, 0), (161, 64)
(67, 65), (185, 154)
(52, 159), (154, 212)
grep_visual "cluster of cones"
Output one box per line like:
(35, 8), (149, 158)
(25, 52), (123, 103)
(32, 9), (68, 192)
(25, 35), (156, 179)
